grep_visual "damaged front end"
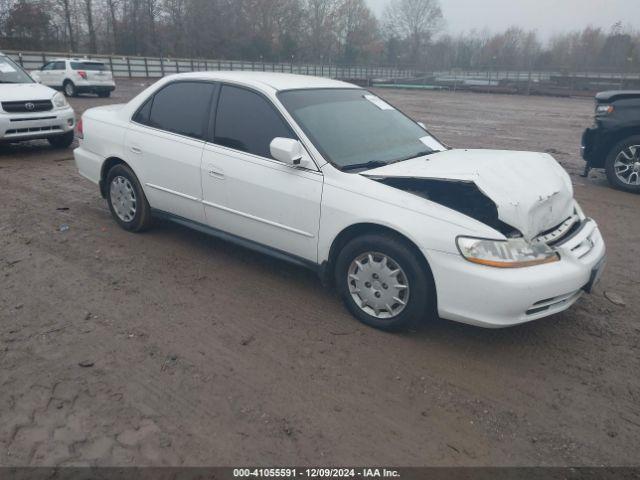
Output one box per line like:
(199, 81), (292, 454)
(361, 149), (576, 240)
(374, 177), (520, 237)
(361, 149), (580, 267)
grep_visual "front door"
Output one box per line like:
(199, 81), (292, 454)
(201, 84), (323, 263)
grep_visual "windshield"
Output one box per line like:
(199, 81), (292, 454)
(71, 62), (107, 71)
(0, 56), (34, 84)
(278, 88), (445, 170)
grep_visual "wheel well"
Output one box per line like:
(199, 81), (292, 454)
(99, 157), (127, 198)
(326, 223), (434, 281)
(600, 128), (640, 166)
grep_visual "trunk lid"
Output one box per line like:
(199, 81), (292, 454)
(361, 149), (575, 240)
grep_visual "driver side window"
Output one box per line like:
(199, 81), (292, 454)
(213, 85), (296, 160)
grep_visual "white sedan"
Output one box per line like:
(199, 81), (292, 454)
(73, 72), (606, 330)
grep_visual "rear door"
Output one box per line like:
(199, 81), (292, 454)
(201, 84), (323, 263)
(125, 81), (217, 223)
(36, 62), (55, 85)
(50, 61), (66, 88)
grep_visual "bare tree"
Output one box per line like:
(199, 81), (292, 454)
(336, 0), (380, 63)
(83, 0), (97, 52)
(303, 0), (341, 61)
(105, 0), (121, 52)
(56, 0), (77, 50)
(383, 0), (443, 64)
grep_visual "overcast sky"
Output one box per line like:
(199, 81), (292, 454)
(366, 0), (639, 41)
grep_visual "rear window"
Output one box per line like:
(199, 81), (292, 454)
(71, 62), (107, 71)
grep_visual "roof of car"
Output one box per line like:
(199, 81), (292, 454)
(164, 71), (361, 92)
(596, 90), (640, 102)
(48, 57), (105, 63)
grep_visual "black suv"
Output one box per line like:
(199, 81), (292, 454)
(581, 90), (640, 193)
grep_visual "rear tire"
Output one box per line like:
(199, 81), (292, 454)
(48, 131), (74, 149)
(63, 81), (76, 97)
(106, 164), (153, 232)
(605, 135), (640, 194)
(334, 233), (435, 331)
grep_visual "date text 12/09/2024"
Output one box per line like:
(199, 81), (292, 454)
(233, 468), (400, 478)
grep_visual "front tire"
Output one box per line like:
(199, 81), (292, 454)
(605, 135), (640, 193)
(106, 164), (153, 232)
(48, 131), (74, 149)
(98, 91), (111, 98)
(334, 233), (435, 331)
(64, 81), (77, 97)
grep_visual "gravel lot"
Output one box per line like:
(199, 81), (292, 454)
(1, 79), (639, 467)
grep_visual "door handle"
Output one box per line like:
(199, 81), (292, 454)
(207, 164), (225, 179)
(130, 146), (142, 154)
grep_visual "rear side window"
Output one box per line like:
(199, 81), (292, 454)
(141, 82), (216, 139)
(71, 62), (106, 71)
(214, 85), (295, 159)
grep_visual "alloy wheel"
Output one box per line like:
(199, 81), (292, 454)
(614, 145), (640, 186)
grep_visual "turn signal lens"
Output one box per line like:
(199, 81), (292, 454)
(456, 237), (560, 268)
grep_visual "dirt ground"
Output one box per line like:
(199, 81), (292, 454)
(1, 79), (639, 467)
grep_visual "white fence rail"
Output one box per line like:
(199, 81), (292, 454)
(4, 50), (420, 82)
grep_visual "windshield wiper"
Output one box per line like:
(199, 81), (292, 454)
(0, 80), (18, 84)
(393, 150), (434, 163)
(341, 160), (389, 171)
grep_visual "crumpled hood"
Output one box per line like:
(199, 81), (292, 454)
(362, 149), (575, 240)
(0, 82), (57, 102)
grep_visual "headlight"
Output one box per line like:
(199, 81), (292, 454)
(52, 92), (68, 109)
(456, 236), (560, 268)
(595, 104), (614, 116)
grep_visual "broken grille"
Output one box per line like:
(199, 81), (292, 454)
(533, 214), (581, 246)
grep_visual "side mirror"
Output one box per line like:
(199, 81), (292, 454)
(417, 121), (426, 129)
(270, 137), (306, 167)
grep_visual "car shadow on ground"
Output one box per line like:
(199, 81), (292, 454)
(150, 215), (587, 352)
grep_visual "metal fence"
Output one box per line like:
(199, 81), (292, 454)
(5, 49), (640, 95)
(3, 49), (420, 82)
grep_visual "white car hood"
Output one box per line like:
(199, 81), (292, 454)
(362, 149), (575, 240)
(0, 82), (56, 102)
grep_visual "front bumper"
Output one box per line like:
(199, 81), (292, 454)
(427, 219), (606, 328)
(0, 107), (75, 142)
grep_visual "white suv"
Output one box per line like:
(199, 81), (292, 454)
(74, 72), (606, 331)
(31, 58), (116, 98)
(0, 52), (75, 148)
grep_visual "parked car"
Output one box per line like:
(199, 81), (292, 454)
(581, 90), (640, 193)
(0, 52), (75, 148)
(31, 58), (116, 98)
(74, 72), (606, 331)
